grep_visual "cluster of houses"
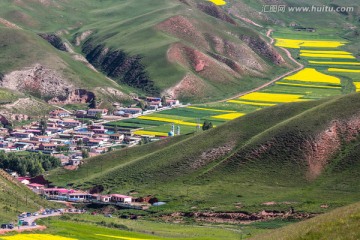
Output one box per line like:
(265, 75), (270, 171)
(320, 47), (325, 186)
(16, 176), (157, 209)
(0, 110), (140, 167)
(0, 96), (181, 168)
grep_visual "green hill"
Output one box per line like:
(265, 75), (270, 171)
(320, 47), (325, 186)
(0, 169), (54, 222)
(0, 0), (295, 103)
(251, 201), (360, 240)
(49, 92), (360, 214)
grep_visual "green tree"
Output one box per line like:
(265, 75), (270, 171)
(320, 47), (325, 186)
(202, 120), (213, 131)
(94, 112), (102, 120)
(82, 149), (89, 159)
(76, 139), (83, 147)
(89, 96), (97, 109)
(161, 96), (167, 106)
(138, 101), (147, 111)
(39, 118), (47, 135)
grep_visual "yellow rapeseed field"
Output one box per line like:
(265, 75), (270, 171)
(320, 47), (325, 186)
(285, 68), (341, 85)
(328, 68), (360, 73)
(227, 100), (276, 106)
(187, 106), (236, 112)
(275, 38), (346, 49)
(300, 53), (355, 59)
(309, 61), (360, 66)
(212, 112), (245, 120)
(276, 82), (341, 89)
(353, 82), (360, 92)
(300, 50), (352, 55)
(138, 116), (198, 126)
(0, 234), (77, 240)
(239, 92), (305, 103)
(133, 130), (169, 137)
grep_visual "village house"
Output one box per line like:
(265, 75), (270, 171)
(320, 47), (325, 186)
(115, 108), (142, 116)
(90, 147), (107, 154)
(49, 110), (70, 118)
(62, 119), (82, 128)
(111, 194), (132, 203)
(69, 158), (82, 166)
(109, 133), (124, 142)
(75, 110), (88, 118)
(38, 143), (57, 151)
(87, 109), (108, 117)
(91, 194), (111, 203)
(31, 135), (52, 142)
(86, 139), (103, 147)
(14, 142), (34, 150)
(25, 129), (42, 135)
(27, 183), (44, 194)
(166, 99), (180, 106)
(12, 132), (34, 139)
(68, 191), (91, 202)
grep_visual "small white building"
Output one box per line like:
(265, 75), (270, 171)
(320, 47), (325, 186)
(111, 194), (132, 203)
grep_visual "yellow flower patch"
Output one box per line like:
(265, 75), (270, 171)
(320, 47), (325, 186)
(309, 61), (360, 66)
(276, 82), (341, 89)
(328, 68), (360, 73)
(227, 100), (276, 106)
(285, 68), (341, 85)
(275, 38), (346, 49)
(187, 106), (236, 112)
(133, 130), (169, 137)
(239, 92), (305, 103)
(208, 0), (227, 5)
(0, 234), (77, 240)
(212, 112), (245, 120)
(138, 116), (198, 126)
(300, 53), (355, 59)
(300, 50), (352, 55)
(353, 82), (360, 92)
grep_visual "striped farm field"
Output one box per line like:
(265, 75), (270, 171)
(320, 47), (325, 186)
(133, 130), (168, 137)
(239, 92), (306, 103)
(276, 82), (341, 89)
(285, 68), (341, 85)
(227, 100), (276, 106)
(275, 38), (346, 49)
(300, 50), (352, 55)
(187, 106), (236, 113)
(309, 61), (360, 66)
(300, 53), (355, 59)
(328, 68), (360, 73)
(138, 116), (198, 126)
(212, 112), (245, 120)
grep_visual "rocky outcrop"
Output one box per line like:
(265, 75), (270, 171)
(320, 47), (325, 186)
(197, 2), (237, 25)
(82, 40), (158, 94)
(0, 64), (74, 99)
(38, 33), (67, 51)
(74, 30), (93, 46)
(163, 210), (316, 224)
(48, 89), (95, 104)
(239, 34), (284, 65)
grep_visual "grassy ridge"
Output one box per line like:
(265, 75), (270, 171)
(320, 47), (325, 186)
(251, 201), (360, 240)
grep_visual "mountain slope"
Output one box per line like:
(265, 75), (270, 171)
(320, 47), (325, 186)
(0, 169), (54, 222)
(0, 0), (294, 103)
(49, 93), (360, 213)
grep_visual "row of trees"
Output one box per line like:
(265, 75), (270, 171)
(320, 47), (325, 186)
(0, 151), (61, 177)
